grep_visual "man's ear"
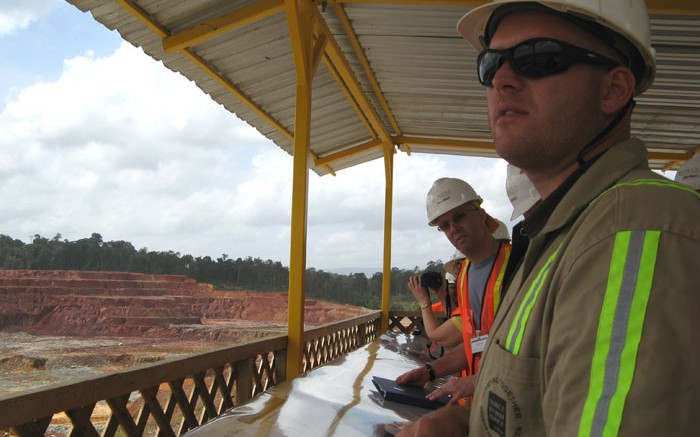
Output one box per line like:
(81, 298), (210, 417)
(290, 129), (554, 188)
(601, 67), (635, 116)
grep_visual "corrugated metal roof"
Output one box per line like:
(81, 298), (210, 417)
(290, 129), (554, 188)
(66, 0), (700, 175)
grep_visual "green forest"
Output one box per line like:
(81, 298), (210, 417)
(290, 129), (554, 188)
(0, 233), (446, 310)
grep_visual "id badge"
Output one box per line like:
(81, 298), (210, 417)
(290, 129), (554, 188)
(470, 334), (488, 354)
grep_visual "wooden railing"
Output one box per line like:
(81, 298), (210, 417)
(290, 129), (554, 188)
(0, 311), (419, 437)
(388, 310), (425, 335)
(302, 311), (381, 372)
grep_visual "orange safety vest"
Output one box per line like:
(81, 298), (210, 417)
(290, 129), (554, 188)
(431, 301), (461, 317)
(457, 241), (511, 376)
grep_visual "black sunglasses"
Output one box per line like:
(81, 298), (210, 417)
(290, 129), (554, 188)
(477, 37), (620, 86)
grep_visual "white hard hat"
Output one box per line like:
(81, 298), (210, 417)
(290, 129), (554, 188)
(675, 154), (700, 191)
(426, 178), (482, 226)
(506, 164), (541, 220)
(457, 0), (656, 95)
(492, 219), (511, 240)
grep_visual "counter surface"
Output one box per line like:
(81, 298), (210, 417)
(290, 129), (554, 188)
(183, 332), (450, 436)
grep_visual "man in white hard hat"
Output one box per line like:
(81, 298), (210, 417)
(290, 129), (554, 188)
(675, 153), (700, 191)
(410, 219), (512, 352)
(396, 178), (512, 409)
(398, 1), (700, 436)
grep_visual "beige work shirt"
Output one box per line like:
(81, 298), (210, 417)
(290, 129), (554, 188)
(469, 138), (700, 436)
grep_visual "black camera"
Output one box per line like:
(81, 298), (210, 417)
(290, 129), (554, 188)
(420, 271), (442, 289)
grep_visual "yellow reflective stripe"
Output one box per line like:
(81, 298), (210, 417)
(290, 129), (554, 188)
(578, 230), (660, 437)
(458, 260), (469, 307)
(595, 179), (700, 202)
(505, 246), (561, 355)
(492, 246), (511, 313)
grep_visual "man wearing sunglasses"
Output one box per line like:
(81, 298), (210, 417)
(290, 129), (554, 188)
(397, 0), (700, 436)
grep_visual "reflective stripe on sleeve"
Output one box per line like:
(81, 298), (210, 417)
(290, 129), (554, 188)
(505, 246), (561, 355)
(578, 230), (660, 437)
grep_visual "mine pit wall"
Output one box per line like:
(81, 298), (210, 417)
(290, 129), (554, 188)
(0, 270), (370, 340)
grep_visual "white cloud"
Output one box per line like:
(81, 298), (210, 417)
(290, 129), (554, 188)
(0, 0), (53, 36)
(1, 43), (284, 256)
(1, 37), (516, 271)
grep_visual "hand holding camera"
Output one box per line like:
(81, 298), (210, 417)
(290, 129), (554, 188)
(420, 271), (443, 290)
(419, 271), (452, 316)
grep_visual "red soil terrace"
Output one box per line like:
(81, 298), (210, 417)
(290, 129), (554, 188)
(0, 270), (372, 394)
(0, 269), (370, 341)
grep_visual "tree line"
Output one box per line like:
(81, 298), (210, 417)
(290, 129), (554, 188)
(0, 233), (445, 310)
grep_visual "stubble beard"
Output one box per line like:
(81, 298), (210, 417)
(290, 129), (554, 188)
(492, 107), (590, 176)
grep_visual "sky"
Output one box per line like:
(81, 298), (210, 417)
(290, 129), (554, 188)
(0, 0), (520, 272)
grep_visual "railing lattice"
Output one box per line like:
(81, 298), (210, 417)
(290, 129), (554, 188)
(1, 312), (395, 437)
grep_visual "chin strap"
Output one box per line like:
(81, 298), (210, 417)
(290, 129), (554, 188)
(576, 99), (636, 167)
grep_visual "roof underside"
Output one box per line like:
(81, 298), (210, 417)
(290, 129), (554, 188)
(67, 0), (700, 175)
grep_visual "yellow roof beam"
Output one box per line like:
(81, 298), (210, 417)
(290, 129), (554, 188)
(315, 139), (384, 167)
(315, 136), (494, 168)
(396, 135), (496, 152)
(311, 6), (393, 146)
(315, 136), (495, 168)
(330, 0), (700, 14)
(157, 0), (700, 54)
(163, 0), (285, 53)
(332, 3), (403, 139)
(397, 136), (696, 164)
(114, 0), (168, 37)
(311, 32), (328, 77)
(115, 0), (293, 143)
(650, 151), (695, 162)
(661, 146), (699, 171)
(320, 52), (377, 138)
(647, 0), (700, 15)
(157, 0), (392, 168)
(395, 136), (696, 170)
(186, 52), (294, 141)
(330, 1), (487, 6)
(120, 0), (698, 175)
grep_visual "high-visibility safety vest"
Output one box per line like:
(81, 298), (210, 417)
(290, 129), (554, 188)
(457, 241), (511, 375)
(431, 301), (461, 317)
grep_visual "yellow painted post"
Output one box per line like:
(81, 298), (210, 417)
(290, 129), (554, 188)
(381, 145), (394, 333)
(285, 0), (315, 381)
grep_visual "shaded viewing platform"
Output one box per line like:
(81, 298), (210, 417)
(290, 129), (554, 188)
(4, 0), (698, 434)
